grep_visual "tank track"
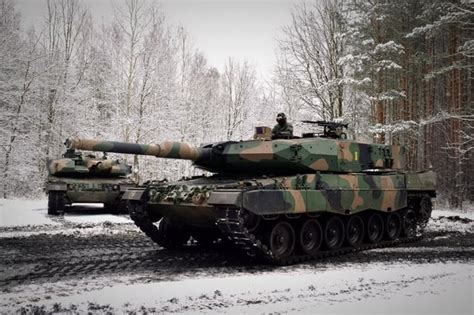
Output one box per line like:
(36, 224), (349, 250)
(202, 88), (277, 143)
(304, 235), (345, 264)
(129, 199), (422, 265)
(215, 208), (422, 265)
(128, 201), (166, 246)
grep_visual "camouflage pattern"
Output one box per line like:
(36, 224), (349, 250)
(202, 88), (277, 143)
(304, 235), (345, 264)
(67, 137), (404, 174)
(139, 170), (435, 228)
(48, 156), (130, 177)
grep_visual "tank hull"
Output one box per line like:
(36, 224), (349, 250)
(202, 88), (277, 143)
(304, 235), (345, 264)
(133, 171), (435, 221)
(124, 170), (435, 264)
(47, 176), (135, 214)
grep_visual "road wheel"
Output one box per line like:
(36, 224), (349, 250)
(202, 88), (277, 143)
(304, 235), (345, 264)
(402, 209), (417, 237)
(324, 216), (345, 250)
(269, 221), (295, 260)
(48, 192), (65, 215)
(346, 215), (364, 247)
(386, 212), (402, 240)
(158, 218), (191, 249)
(299, 219), (323, 255)
(367, 213), (384, 243)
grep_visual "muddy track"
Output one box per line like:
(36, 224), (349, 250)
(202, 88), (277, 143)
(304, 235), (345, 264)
(1, 218), (473, 289)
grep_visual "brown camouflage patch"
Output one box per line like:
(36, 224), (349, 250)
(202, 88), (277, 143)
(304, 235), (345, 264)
(158, 141), (174, 157)
(282, 178), (293, 189)
(380, 176), (397, 210)
(374, 159), (384, 168)
(391, 145), (403, 169)
(290, 190), (306, 213)
(309, 158), (329, 171)
(337, 141), (353, 162)
(240, 142), (274, 161)
(178, 142), (201, 160)
(339, 175), (365, 209)
(145, 144), (161, 156)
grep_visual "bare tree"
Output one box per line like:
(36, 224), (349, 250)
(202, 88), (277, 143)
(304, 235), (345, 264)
(276, 0), (350, 120)
(221, 58), (257, 140)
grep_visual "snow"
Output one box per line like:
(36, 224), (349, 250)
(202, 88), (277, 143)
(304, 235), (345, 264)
(0, 199), (57, 227)
(373, 41), (404, 55)
(2, 262), (472, 314)
(432, 209), (474, 220)
(0, 198), (132, 228)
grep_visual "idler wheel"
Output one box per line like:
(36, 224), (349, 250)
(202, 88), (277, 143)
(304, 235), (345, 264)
(385, 212), (401, 240)
(269, 221), (295, 260)
(345, 215), (364, 247)
(402, 209), (417, 237)
(418, 196), (432, 227)
(324, 216), (345, 250)
(299, 219), (323, 255)
(367, 213), (384, 243)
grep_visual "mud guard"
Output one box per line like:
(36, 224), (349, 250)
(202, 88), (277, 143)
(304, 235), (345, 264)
(406, 171), (436, 196)
(207, 190), (242, 207)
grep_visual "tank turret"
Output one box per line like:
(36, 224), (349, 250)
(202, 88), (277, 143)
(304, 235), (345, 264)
(66, 133), (404, 175)
(48, 148), (131, 177)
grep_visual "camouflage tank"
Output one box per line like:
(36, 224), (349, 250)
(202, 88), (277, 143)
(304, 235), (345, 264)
(46, 148), (135, 215)
(66, 122), (436, 264)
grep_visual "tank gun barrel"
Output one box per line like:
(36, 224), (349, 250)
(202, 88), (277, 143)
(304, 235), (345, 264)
(66, 138), (202, 161)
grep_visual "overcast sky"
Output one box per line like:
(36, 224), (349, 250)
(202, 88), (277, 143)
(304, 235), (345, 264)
(15, 0), (300, 80)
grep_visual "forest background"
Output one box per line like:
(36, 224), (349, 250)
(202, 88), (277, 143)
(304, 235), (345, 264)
(1, 0), (472, 208)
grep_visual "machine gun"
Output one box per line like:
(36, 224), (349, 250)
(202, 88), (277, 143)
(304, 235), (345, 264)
(301, 120), (349, 139)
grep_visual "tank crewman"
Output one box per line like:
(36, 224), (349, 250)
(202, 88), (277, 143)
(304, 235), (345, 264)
(272, 112), (293, 139)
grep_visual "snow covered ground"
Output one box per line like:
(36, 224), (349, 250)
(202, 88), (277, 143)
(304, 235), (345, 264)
(0, 199), (132, 227)
(3, 262), (472, 314)
(0, 198), (473, 314)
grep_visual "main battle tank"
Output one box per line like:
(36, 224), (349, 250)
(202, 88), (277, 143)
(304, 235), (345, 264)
(46, 148), (135, 215)
(66, 122), (436, 264)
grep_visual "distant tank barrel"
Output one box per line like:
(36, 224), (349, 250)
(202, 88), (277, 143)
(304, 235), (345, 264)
(66, 138), (202, 161)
